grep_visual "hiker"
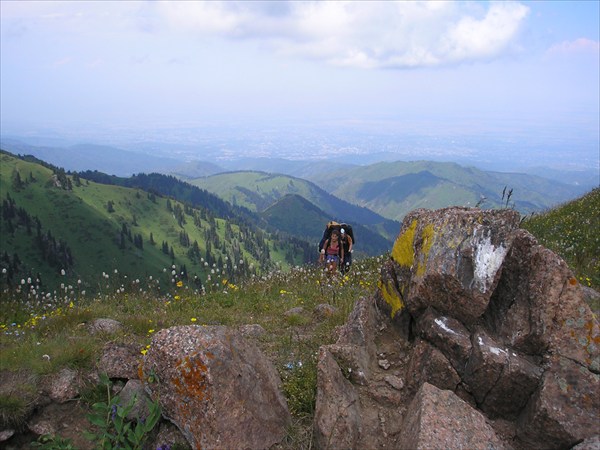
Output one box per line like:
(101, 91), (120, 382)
(319, 229), (344, 274)
(340, 227), (353, 273)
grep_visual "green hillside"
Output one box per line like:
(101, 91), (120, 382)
(0, 151), (310, 295)
(186, 171), (399, 243)
(522, 188), (599, 290)
(260, 194), (391, 256)
(308, 160), (587, 221)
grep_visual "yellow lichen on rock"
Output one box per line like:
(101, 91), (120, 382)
(392, 219), (418, 268)
(416, 223), (435, 278)
(378, 279), (404, 318)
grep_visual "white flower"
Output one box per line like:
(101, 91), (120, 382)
(61, 269), (66, 276)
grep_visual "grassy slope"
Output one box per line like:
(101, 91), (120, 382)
(522, 187), (599, 290)
(0, 153), (300, 294)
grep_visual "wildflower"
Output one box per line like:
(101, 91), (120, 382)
(191, 317), (197, 322)
(111, 404), (118, 420)
(148, 329), (155, 334)
(69, 301), (74, 308)
(177, 280), (183, 287)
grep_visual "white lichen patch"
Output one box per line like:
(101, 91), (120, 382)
(473, 233), (507, 292)
(434, 318), (457, 335)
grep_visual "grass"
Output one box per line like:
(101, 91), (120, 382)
(521, 188), (599, 290)
(0, 256), (383, 447)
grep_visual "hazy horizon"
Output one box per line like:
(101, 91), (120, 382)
(1, 1), (599, 173)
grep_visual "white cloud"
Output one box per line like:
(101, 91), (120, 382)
(547, 38), (600, 55)
(154, 1), (530, 69)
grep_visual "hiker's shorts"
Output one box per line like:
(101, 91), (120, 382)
(326, 255), (340, 264)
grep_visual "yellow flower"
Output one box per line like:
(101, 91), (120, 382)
(222, 279), (228, 285)
(148, 329), (155, 334)
(191, 317), (197, 322)
(177, 280), (183, 287)
(174, 295), (180, 301)
(69, 301), (74, 308)
(140, 349), (147, 355)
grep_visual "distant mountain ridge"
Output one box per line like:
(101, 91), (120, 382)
(187, 171), (400, 245)
(308, 160), (590, 221)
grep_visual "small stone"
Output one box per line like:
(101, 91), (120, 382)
(0, 430), (15, 442)
(384, 375), (404, 390)
(378, 359), (391, 370)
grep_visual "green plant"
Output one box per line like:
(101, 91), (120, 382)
(85, 373), (161, 450)
(0, 393), (30, 428)
(31, 434), (76, 449)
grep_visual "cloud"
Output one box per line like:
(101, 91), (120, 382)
(155, 1), (530, 69)
(52, 57), (72, 68)
(547, 38), (600, 55)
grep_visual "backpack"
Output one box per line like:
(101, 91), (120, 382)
(318, 221), (355, 252)
(339, 223), (355, 246)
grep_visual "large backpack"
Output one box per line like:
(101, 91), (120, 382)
(318, 221), (340, 253)
(339, 223), (355, 246)
(318, 221), (355, 253)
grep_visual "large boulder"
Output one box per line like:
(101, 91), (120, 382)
(485, 229), (600, 371)
(345, 206), (599, 448)
(399, 382), (507, 450)
(313, 347), (361, 450)
(141, 325), (290, 450)
(384, 207), (520, 324)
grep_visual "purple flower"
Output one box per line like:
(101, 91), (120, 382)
(111, 404), (117, 420)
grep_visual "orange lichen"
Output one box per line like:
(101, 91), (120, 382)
(173, 354), (210, 402)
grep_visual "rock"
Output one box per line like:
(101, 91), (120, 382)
(518, 356), (600, 449)
(141, 325), (290, 450)
(284, 306), (304, 317)
(313, 303), (338, 320)
(387, 207), (520, 324)
(328, 343), (370, 385)
(98, 342), (140, 379)
(464, 329), (542, 419)
(384, 375), (404, 390)
(0, 430), (15, 442)
(238, 324), (266, 338)
(87, 318), (123, 335)
(406, 338), (461, 393)
(150, 422), (191, 450)
(399, 382), (507, 450)
(572, 435), (600, 450)
(416, 308), (472, 374)
(117, 379), (151, 422)
(27, 419), (54, 436)
(48, 368), (79, 403)
(378, 359), (391, 370)
(485, 230), (600, 371)
(313, 346), (361, 450)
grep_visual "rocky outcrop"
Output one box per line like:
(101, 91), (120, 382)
(141, 325), (291, 450)
(316, 206), (599, 450)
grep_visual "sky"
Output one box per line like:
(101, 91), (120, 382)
(1, 1), (599, 170)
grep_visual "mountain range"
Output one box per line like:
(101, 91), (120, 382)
(0, 137), (595, 294)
